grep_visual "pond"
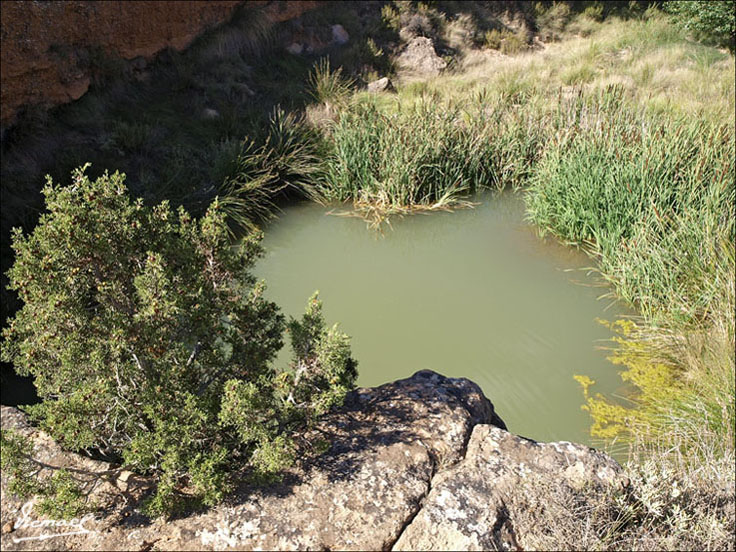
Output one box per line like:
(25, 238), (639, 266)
(254, 192), (629, 447)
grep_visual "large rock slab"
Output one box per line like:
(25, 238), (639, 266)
(2, 371), (624, 551)
(1, 370), (499, 550)
(393, 424), (624, 551)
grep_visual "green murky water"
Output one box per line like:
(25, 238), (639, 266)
(255, 192), (628, 446)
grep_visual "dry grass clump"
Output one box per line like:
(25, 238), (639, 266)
(427, 11), (734, 121)
(505, 456), (735, 551)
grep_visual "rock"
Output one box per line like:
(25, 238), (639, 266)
(233, 82), (255, 97)
(396, 37), (447, 77)
(367, 77), (395, 93)
(331, 24), (350, 45)
(201, 108), (220, 120)
(286, 42), (304, 55)
(1, 371), (498, 551)
(183, 370), (498, 551)
(0, 371), (622, 551)
(0, 1), (324, 126)
(393, 424), (624, 551)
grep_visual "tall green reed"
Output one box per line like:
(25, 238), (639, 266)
(322, 96), (543, 224)
(525, 87), (735, 325)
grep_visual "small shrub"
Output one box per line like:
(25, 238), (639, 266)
(218, 109), (327, 233)
(537, 2), (572, 42)
(506, 457), (735, 550)
(110, 121), (153, 154)
(381, 3), (402, 32)
(307, 58), (354, 107)
(1, 166), (356, 517)
(567, 14), (602, 37)
(664, 0), (736, 52)
(403, 12), (435, 38)
(582, 2), (605, 23)
(484, 29), (528, 55)
(561, 62), (597, 84)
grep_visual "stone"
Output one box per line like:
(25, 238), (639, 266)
(396, 36), (447, 77)
(367, 77), (395, 93)
(201, 108), (220, 120)
(0, 371), (623, 551)
(331, 24), (350, 45)
(393, 424), (624, 551)
(286, 42), (304, 55)
(233, 82), (255, 97)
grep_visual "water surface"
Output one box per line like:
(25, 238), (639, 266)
(255, 193), (628, 446)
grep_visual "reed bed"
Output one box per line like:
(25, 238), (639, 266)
(525, 90), (735, 325)
(320, 97), (543, 224)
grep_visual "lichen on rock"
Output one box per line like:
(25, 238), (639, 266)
(1, 370), (624, 551)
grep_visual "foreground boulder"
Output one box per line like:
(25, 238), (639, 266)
(1, 370), (622, 551)
(396, 37), (447, 77)
(394, 425), (622, 551)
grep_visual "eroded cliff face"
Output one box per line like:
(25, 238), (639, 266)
(0, 0), (321, 126)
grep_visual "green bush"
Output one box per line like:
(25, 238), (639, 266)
(1, 166), (356, 517)
(483, 28), (528, 54)
(307, 58), (355, 107)
(536, 1), (573, 42)
(582, 2), (605, 23)
(321, 97), (542, 224)
(525, 90), (735, 324)
(381, 3), (402, 32)
(664, 0), (736, 51)
(218, 108), (327, 233)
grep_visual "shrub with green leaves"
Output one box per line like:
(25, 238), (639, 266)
(664, 0), (736, 52)
(1, 166), (357, 517)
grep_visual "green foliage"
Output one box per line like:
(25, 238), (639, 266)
(285, 293), (358, 418)
(37, 470), (90, 519)
(381, 3), (402, 32)
(664, 0), (736, 51)
(1, 431), (47, 499)
(483, 29), (528, 54)
(108, 121), (153, 154)
(582, 2), (605, 23)
(307, 58), (355, 107)
(217, 109), (327, 233)
(536, 1), (573, 41)
(0, 431), (92, 518)
(322, 97), (542, 224)
(1, 167), (356, 517)
(525, 88), (735, 324)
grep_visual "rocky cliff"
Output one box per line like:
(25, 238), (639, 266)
(0, 0), (321, 126)
(1, 370), (623, 551)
